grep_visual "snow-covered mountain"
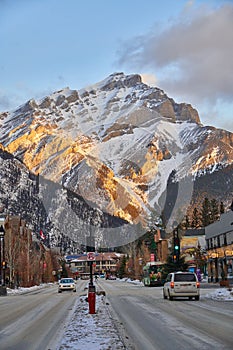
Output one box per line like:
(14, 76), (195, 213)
(0, 72), (232, 247)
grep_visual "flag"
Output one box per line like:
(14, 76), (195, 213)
(39, 229), (45, 240)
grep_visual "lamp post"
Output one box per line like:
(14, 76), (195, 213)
(0, 225), (7, 296)
(86, 229), (96, 314)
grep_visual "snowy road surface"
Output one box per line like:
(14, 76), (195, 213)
(0, 279), (233, 350)
(0, 281), (86, 350)
(101, 279), (233, 350)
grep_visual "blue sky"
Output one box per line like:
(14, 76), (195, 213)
(0, 0), (232, 132)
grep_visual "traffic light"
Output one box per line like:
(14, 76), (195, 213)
(174, 237), (180, 253)
(173, 232), (180, 262)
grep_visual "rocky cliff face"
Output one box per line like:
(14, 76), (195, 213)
(0, 72), (232, 246)
(0, 148), (130, 252)
(0, 149), (48, 238)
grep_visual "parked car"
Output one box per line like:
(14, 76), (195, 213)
(163, 272), (200, 300)
(58, 278), (76, 293)
(106, 275), (116, 280)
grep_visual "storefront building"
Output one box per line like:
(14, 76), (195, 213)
(68, 252), (122, 278)
(205, 210), (233, 283)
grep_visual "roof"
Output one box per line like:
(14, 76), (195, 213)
(205, 210), (233, 238)
(65, 255), (82, 261)
(184, 228), (205, 236)
(70, 252), (122, 262)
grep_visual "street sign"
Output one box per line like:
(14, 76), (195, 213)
(87, 252), (95, 261)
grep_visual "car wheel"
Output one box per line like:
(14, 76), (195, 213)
(195, 296), (200, 300)
(73, 290), (76, 292)
(163, 289), (167, 299)
(168, 291), (173, 301)
(189, 296), (193, 300)
(58, 290), (62, 293)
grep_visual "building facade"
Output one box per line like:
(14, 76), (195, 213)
(1, 214), (59, 287)
(69, 252), (122, 278)
(154, 229), (168, 263)
(205, 211), (233, 283)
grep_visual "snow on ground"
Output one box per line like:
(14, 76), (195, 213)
(7, 283), (125, 350)
(6, 280), (233, 350)
(57, 294), (125, 350)
(204, 287), (233, 301)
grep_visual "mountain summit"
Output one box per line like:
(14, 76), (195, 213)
(0, 72), (232, 232)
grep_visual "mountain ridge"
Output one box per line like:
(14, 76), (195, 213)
(0, 72), (232, 235)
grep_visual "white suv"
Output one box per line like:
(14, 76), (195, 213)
(163, 272), (200, 300)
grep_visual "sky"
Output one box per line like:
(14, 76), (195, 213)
(0, 0), (233, 132)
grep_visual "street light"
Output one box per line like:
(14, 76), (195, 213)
(0, 224), (7, 296)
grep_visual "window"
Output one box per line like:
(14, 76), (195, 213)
(210, 238), (213, 249)
(217, 236), (220, 248)
(174, 273), (196, 282)
(224, 234), (227, 246)
(60, 279), (74, 284)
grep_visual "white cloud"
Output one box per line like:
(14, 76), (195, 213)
(141, 73), (158, 86)
(117, 4), (233, 131)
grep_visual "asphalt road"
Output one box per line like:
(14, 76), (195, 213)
(0, 281), (87, 350)
(1, 280), (232, 350)
(99, 279), (233, 350)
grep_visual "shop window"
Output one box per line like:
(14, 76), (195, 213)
(210, 239), (213, 249)
(224, 234), (227, 246)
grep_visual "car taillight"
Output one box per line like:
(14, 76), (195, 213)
(196, 281), (200, 288)
(170, 281), (175, 288)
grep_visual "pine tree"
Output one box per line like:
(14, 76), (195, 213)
(210, 198), (219, 223)
(220, 201), (225, 214)
(118, 255), (127, 278)
(184, 215), (190, 229)
(161, 254), (189, 280)
(201, 197), (211, 227)
(192, 207), (200, 228)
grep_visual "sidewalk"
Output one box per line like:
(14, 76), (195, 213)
(200, 281), (232, 289)
(200, 282), (221, 289)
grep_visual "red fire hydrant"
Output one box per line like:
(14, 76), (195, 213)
(88, 284), (96, 314)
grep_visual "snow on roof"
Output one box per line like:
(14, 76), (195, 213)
(70, 252), (122, 262)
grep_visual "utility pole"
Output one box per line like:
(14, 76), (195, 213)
(86, 226), (96, 314)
